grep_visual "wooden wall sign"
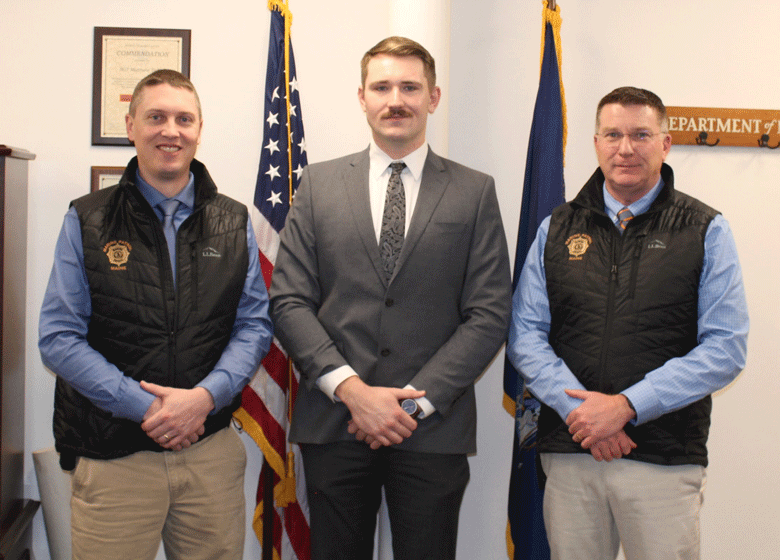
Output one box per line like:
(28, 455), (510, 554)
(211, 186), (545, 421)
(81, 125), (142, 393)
(666, 107), (780, 148)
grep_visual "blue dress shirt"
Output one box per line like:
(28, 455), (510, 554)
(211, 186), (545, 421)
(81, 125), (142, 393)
(39, 171), (273, 423)
(507, 180), (749, 426)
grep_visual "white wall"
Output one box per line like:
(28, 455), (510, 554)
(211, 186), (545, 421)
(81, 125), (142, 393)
(1, 1), (777, 559)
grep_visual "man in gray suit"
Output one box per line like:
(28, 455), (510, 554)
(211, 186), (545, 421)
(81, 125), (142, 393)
(270, 36), (511, 560)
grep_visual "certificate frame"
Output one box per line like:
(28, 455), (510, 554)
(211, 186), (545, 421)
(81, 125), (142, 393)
(90, 166), (125, 192)
(92, 27), (191, 146)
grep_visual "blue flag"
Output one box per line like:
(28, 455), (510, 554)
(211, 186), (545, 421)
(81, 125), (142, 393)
(505, 3), (565, 559)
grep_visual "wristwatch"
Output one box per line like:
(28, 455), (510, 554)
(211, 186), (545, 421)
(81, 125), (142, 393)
(400, 398), (421, 419)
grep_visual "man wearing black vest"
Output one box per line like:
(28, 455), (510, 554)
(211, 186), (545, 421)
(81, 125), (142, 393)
(507, 87), (748, 559)
(39, 70), (273, 560)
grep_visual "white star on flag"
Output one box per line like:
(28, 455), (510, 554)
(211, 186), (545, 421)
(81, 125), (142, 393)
(265, 139), (280, 155)
(267, 190), (282, 206)
(265, 164), (281, 181)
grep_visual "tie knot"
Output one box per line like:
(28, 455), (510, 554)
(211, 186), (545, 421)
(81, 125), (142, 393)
(158, 199), (180, 219)
(617, 207), (634, 230)
(389, 161), (406, 176)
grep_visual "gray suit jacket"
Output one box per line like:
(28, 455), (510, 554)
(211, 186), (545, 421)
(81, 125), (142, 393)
(269, 147), (511, 454)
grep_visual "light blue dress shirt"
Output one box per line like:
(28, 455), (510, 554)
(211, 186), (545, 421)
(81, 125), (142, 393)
(39, 171), (273, 423)
(507, 180), (749, 426)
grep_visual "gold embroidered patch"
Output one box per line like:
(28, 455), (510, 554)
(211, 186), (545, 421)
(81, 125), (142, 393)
(103, 240), (132, 270)
(565, 234), (592, 260)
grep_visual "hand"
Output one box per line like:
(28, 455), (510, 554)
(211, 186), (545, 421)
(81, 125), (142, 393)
(336, 377), (425, 450)
(587, 430), (637, 462)
(347, 420), (378, 448)
(140, 381), (214, 451)
(565, 389), (636, 449)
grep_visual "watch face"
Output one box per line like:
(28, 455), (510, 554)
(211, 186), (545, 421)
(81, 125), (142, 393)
(401, 399), (419, 417)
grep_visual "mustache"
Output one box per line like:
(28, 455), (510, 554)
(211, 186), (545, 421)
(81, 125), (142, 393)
(382, 108), (412, 119)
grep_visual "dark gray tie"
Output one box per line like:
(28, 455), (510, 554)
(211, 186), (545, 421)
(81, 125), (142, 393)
(158, 199), (180, 283)
(379, 162), (406, 282)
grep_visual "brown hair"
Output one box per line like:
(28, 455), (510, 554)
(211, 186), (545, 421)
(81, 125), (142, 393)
(361, 36), (436, 89)
(596, 86), (667, 132)
(128, 69), (201, 118)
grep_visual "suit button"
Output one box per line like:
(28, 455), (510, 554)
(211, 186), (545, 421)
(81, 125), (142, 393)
(380, 348), (391, 357)
(385, 298), (394, 307)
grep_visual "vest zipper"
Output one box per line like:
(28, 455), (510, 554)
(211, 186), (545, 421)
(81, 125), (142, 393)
(154, 215), (177, 385)
(628, 235), (645, 300)
(190, 242), (198, 313)
(599, 236), (620, 392)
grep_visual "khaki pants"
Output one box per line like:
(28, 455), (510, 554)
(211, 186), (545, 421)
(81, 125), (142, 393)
(71, 426), (246, 560)
(541, 453), (705, 560)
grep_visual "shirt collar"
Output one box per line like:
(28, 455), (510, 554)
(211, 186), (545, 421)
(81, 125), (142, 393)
(602, 176), (664, 219)
(135, 170), (196, 211)
(368, 141), (428, 182)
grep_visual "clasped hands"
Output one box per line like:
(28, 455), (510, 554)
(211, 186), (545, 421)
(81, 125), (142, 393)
(337, 377), (425, 450)
(140, 381), (215, 451)
(564, 389), (638, 462)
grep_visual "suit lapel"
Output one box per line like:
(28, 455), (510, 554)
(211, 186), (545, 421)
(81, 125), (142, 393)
(342, 148), (387, 284)
(396, 150), (449, 274)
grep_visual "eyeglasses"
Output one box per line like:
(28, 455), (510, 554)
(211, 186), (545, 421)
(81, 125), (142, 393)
(596, 131), (665, 145)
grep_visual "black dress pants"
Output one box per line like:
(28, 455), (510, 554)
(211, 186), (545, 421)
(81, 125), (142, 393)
(300, 441), (469, 560)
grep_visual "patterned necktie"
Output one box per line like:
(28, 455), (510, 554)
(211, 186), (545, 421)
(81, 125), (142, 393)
(617, 207), (634, 231)
(158, 199), (180, 283)
(379, 162), (406, 282)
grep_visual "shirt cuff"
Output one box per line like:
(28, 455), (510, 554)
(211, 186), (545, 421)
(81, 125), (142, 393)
(621, 382), (663, 425)
(404, 384), (435, 419)
(195, 376), (224, 413)
(316, 365), (358, 402)
(114, 380), (157, 423)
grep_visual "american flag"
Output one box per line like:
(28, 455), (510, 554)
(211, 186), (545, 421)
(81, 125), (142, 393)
(233, 2), (310, 559)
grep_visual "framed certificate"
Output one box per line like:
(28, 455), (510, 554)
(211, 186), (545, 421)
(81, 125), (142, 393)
(90, 166), (125, 192)
(92, 27), (191, 146)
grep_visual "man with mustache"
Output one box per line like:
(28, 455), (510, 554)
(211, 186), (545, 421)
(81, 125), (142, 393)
(270, 36), (512, 560)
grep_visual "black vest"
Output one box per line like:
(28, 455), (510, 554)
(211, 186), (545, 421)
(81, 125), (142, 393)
(53, 158), (249, 469)
(540, 164), (718, 466)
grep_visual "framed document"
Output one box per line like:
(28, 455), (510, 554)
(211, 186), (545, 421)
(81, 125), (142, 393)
(92, 27), (191, 146)
(90, 166), (125, 192)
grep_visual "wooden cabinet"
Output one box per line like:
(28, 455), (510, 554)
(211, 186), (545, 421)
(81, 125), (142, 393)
(0, 146), (39, 560)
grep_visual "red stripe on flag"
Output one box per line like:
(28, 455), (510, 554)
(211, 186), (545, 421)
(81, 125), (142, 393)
(239, 385), (286, 454)
(263, 342), (289, 388)
(258, 249), (275, 291)
(285, 498), (311, 559)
